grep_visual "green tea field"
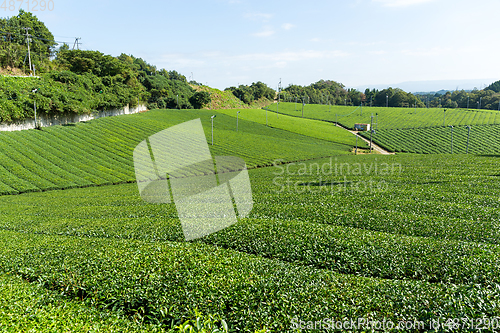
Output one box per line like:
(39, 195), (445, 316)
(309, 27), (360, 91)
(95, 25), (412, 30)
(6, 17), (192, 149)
(1, 109), (500, 332)
(266, 102), (500, 155)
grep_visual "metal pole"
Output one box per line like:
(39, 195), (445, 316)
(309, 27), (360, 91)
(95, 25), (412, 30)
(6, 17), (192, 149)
(443, 109), (446, 126)
(370, 114), (373, 153)
(449, 125), (453, 154)
(466, 125), (470, 154)
(211, 115), (216, 145)
(355, 135), (358, 155)
(236, 111), (240, 131)
(34, 100), (37, 128)
(302, 99), (304, 117)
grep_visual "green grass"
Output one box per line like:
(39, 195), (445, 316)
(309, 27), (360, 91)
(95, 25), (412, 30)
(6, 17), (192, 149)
(265, 102), (500, 130)
(359, 124), (500, 154)
(1, 154), (500, 330)
(0, 108), (357, 195)
(216, 108), (363, 147)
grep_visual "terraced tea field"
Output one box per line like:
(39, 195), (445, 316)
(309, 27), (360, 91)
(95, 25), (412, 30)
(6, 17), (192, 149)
(265, 102), (500, 130)
(1, 109), (500, 331)
(266, 102), (500, 154)
(0, 109), (361, 195)
(359, 124), (500, 154)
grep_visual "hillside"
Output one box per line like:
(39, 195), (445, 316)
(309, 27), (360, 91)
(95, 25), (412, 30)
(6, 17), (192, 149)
(0, 108), (358, 195)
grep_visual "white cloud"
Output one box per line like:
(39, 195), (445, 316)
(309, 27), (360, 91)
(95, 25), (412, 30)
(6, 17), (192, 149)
(281, 23), (294, 30)
(373, 0), (435, 7)
(252, 26), (275, 37)
(310, 37), (321, 42)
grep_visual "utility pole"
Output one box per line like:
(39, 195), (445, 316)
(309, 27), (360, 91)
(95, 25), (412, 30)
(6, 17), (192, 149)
(73, 37), (81, 50)
(277, 78), (281, 119)
(23, 27), (32, 75)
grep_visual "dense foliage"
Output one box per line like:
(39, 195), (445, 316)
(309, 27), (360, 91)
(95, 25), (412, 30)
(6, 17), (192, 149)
(417, 88), (500, 110)
(0, 9), (56, 72)
(224, 81), (275, 105)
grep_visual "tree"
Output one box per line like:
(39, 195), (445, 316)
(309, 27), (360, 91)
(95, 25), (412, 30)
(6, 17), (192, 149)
(1, 9), (56, 58)
(189, 91), (211, 109)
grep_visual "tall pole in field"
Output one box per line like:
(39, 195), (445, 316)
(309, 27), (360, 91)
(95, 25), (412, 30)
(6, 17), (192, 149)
(466, 125), (471, 154)
(236, 111), (240, 131)
(386, 95), (388, 108)
(277, 78), (281, 119)
(370, 114), (373, 153)
(449, 125), (453, 154)
(211, 115), (216, 145)
(443, 109), (446, 126)
(302, 98), (304, 117)
(355, 135), (358, 155)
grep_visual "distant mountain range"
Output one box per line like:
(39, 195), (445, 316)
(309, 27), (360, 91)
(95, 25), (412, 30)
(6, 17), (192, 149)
(355, 78), (497, 94)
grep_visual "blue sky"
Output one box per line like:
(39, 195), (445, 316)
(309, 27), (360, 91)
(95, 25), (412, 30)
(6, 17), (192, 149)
(9, 0), (500, 90)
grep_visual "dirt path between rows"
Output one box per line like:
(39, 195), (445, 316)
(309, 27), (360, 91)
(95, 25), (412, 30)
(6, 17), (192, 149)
(336, 124), (394, 155)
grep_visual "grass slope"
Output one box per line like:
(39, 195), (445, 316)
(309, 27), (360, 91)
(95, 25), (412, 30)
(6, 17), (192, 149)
(0, 109), (356, 195)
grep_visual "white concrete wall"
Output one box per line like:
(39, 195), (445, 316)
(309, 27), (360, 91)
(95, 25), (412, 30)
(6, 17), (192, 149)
(0, 104), (148, 131)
